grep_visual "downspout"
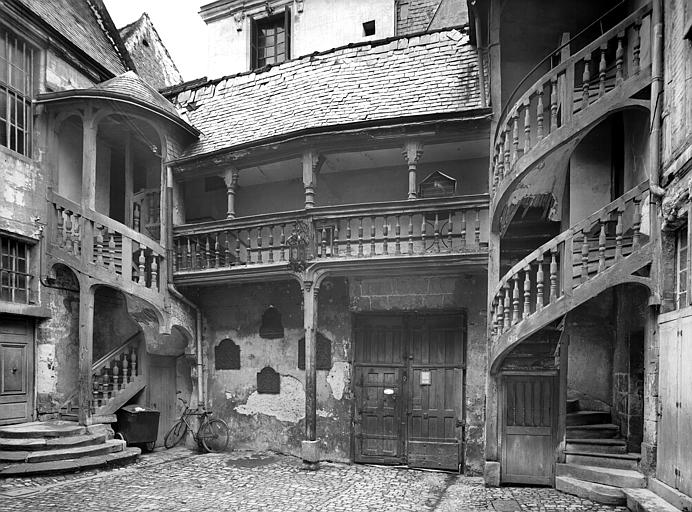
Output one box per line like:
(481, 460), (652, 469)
(471, 1), (488, 108)
(165, 166), (205, 408)
(649, 0), (664, 197)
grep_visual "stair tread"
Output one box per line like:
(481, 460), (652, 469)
(566, 438), (626, 445)
(0, 446), (140, 477)
(0, 433), (106, 451)
(556, 476), (625, 506)
(564, 450), (641, 459)
(623, 488), (682, 512)
(567, 423), (619, 430)
(0, 421), (85, 439)
(557, 463), (645, 479)
(0, 439), (124, 463)
(557, 463), (646, 489)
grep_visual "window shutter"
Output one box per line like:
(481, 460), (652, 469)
(250, 17), (259, 69)
(285, 6), (291, 60)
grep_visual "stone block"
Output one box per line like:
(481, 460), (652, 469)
(387, 295), (418, 310)
(301, 440), (320, 463)
(369, 296), (389, 310)
(484, 461), (500, 487)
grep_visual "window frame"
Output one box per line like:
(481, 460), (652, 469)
(675, 221), (691, 309)
(0, 233), (34, 305)
(250, 7), (291, 70)
(0, 24), (35, 158)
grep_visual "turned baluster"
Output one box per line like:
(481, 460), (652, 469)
(633, 20), (641, 74)
(321, 226), (327, 258)
(632, 197), (642, 249)
(234, 232), (242, 265)
(95, 225), (104, 265)
(346, 219), (352, 256)
(55, 206), (65, 248)
(549, 248), (558, 302)
(358, 217), (364, 257)
(108, 232), (116, 269)
(598, 219), (607, 273)
(247, 231), (253, 264)
(64, 212), (73, 254)
(536, 86), (545, 141)
(280, 225), (286, 262)
(383, 219), (389, 256)
(122, 355), (130, 383)
(195, 237), (202, 269)
(395, 215), (401, 255)
(332, 225), (339, 256)
(598, 44), (607, 97)
(205, 236), (211, 268)
(421, 214), (427, 254)
(130, 348), (138, 376)
(72, 214), (81, 255)
(492, 156), (499, 194)
(496, 288), (505, 333)
(496, 141), (505, 181)
(267, 226), (274, 263)
(111, 360), (119, 391)
(536, 253), (545, 311)
(581, 230), (590, 283)
(447, 211), (453, 253)
(433, 213), (440, 253)
(490, 299), (498, 336)
(225, 231), (232, 267)
(503, 126), (511, 171)
(523, 100), (531, 154)
(615, 32), (624, 83)
(511, 112), (520, 166)
(214, 234), (220, 267)
(474, 208), (481, 248)
(138, 247), (146, 283)
(582, 54), (591, 109)
(102, 367), (110, 400)
(256, 227), (263, 264)
(460, 210), (467, 251)
(370, 216), (376, 256)
(151, 256), (158, 289)
(408, 215), (414, 254)
(503, 281), (511, 331)
(615, 208), (624, 260)
(523, 266), (532, 319)
(186, 238), (192, 270)
(92, 378), (100, 408)
(511, 276), (520, 325)
(550, 76), (558, 131)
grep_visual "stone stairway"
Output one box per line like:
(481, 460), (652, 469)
(0, 421), (140, 477)
(556, 398), (646, 506)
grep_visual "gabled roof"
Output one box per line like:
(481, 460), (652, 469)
(17, 0), (128, 76)
(119, 13), (183, 89)
(165, 27), (487, 160)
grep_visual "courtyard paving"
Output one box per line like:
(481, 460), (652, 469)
(0, 448), (627, 511)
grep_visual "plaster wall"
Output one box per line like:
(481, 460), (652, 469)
(0, 148), (45, 240)
(94, 140), (112, 216)
(57, 120), (83, 203)
(45, 51), (95, 91)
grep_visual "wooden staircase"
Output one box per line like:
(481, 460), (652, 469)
(60, 335), (145, 422)
(489, 182), (652, 373)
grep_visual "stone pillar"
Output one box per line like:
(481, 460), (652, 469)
(78, 283), (95, 425)
(302, 280), (320, 464)
(302, 150), (323, 209)
(403, 140), (424, 200)
(223, 167), (239, 219)
(81, 110), (97, 211)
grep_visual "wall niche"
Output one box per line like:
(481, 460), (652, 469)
(259, 306), (284, 339)
(298, 332), (332, 370)
(215, 339), (240, 370)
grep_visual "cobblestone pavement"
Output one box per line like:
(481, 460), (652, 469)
(0, 449), (627, 512)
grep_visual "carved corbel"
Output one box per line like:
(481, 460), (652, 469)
(234, 11), (246, 31)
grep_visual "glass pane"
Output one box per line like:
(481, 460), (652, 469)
(265, 56), (275, 65)
(277, 32), (284, 44)
(264, 35), (275, 46)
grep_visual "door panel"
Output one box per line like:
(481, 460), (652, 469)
(147, 355), (177, 447)
(677, 314), (692, 496)
(502, 374), (556, 485)
(657, 317), (679, 489)
(0, 318), (33, 425)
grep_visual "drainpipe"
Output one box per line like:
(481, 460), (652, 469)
(471, 1), (488, 108)
(649, 0), (664, 197)
(165, 166), (205, 409)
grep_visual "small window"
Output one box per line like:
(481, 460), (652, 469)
(0, 234), (32, 304)
(251, 10), (291, 69)
(0, 27), (34, 157)
(676, 224), (689, 309)
(363, 20), (376, 36)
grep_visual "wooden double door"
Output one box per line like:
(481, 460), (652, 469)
(353, 313), (466, 471)
(0, 317), (34, 425)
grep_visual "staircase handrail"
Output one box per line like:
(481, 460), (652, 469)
(92, 332), (141, 373)
(492, 180), (650, 299)
(494, 1), (646, 144)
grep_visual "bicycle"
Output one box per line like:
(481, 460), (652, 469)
(164, 395), (230, 453)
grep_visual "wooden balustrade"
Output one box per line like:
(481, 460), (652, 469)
(490, 182), (650, 340)
(48, 189), (165, 293)
(490, 4), (652, 198)
(90, 336), (141, 412)
(173, 196), (490, 273)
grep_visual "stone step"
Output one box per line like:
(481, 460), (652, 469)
(566, 399), (580, 413)
(0, 432), (106, 451)
(0, 446), (140, 477)
(566, 423), (620, 439)
(555, 476), (625, 506)
(565, 438), (627, 454)
(564, 451), (640, 470)
(556, 463), (646, 488)
(623, 488), (682, 512)
(0, 421), (86, 439)
(566, 411), (611, 426)
(0, 439), (124, 463)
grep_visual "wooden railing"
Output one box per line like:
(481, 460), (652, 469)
(173, 196), (490, 273)
(91, 335), (143, 413)
(490, 3), (652, 199)
(47, 190), (165, 293)
(489, 182), (650, 341)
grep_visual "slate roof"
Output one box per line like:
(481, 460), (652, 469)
(166, 28), (485, 160)
(397, 0), (442, 35)
(92, 71), (180, 118)
(18, 0), (127, 75)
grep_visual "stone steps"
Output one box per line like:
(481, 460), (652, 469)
(566, 411), (612, 426)
(0, 421), (87, 439)
(623, 488), (682, 512)
(555, 476), (626, 506)
(565, 438), (627, 454)
(556, 463), (645, 488)
(566, 423), (620, 439)
(0, 432), (106, 451)
(564, 450), (640, 470)
(0, 446), (141, 477)
(0, 439), (125, 463)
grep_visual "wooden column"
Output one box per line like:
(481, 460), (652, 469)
(302, 150), (323, 209)
(403, 140), (424, 199)
(78, 284), (95, 425)
(81, 109), (97, 211)
(303, 280), (318, 441)
(124, 135), (133, 227)
(223, 168), (239, 219)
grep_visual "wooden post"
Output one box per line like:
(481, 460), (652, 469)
(78, 284), (95, 425)
(81, 110), (97, 211)
(223, 167), (239, 219)
(403, 140), (424, 200)
(303, 280), (318, 441)
(124, 136), (133, 227)
(302, 150), (324, 209)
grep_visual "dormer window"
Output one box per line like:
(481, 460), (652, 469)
(251, 9), (291, 69)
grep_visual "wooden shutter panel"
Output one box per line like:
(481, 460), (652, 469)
(285, 7), (291, 60)
(250, 17), (259, 69)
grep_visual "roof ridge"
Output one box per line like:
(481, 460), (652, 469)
(161, 24), (470, 97)
(86, 0), (137, 73)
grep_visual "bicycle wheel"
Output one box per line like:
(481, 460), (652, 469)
(164, 420), (187, 449)
(199, 418), (230, 453)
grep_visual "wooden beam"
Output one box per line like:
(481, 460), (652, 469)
(78, 284), (95, 425)
(81, 109), (97, 211)
(303, 280), (318, 441)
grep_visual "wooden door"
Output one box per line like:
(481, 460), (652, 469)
(657, 316), (679, 489)
(678, 314), (692, 496)
(407, 314), (465, 471)
(0, 317), (33, 425)
(353, 315), (405, 464)
(147, 355), (177, 447)
(501, 374), (557, 485)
